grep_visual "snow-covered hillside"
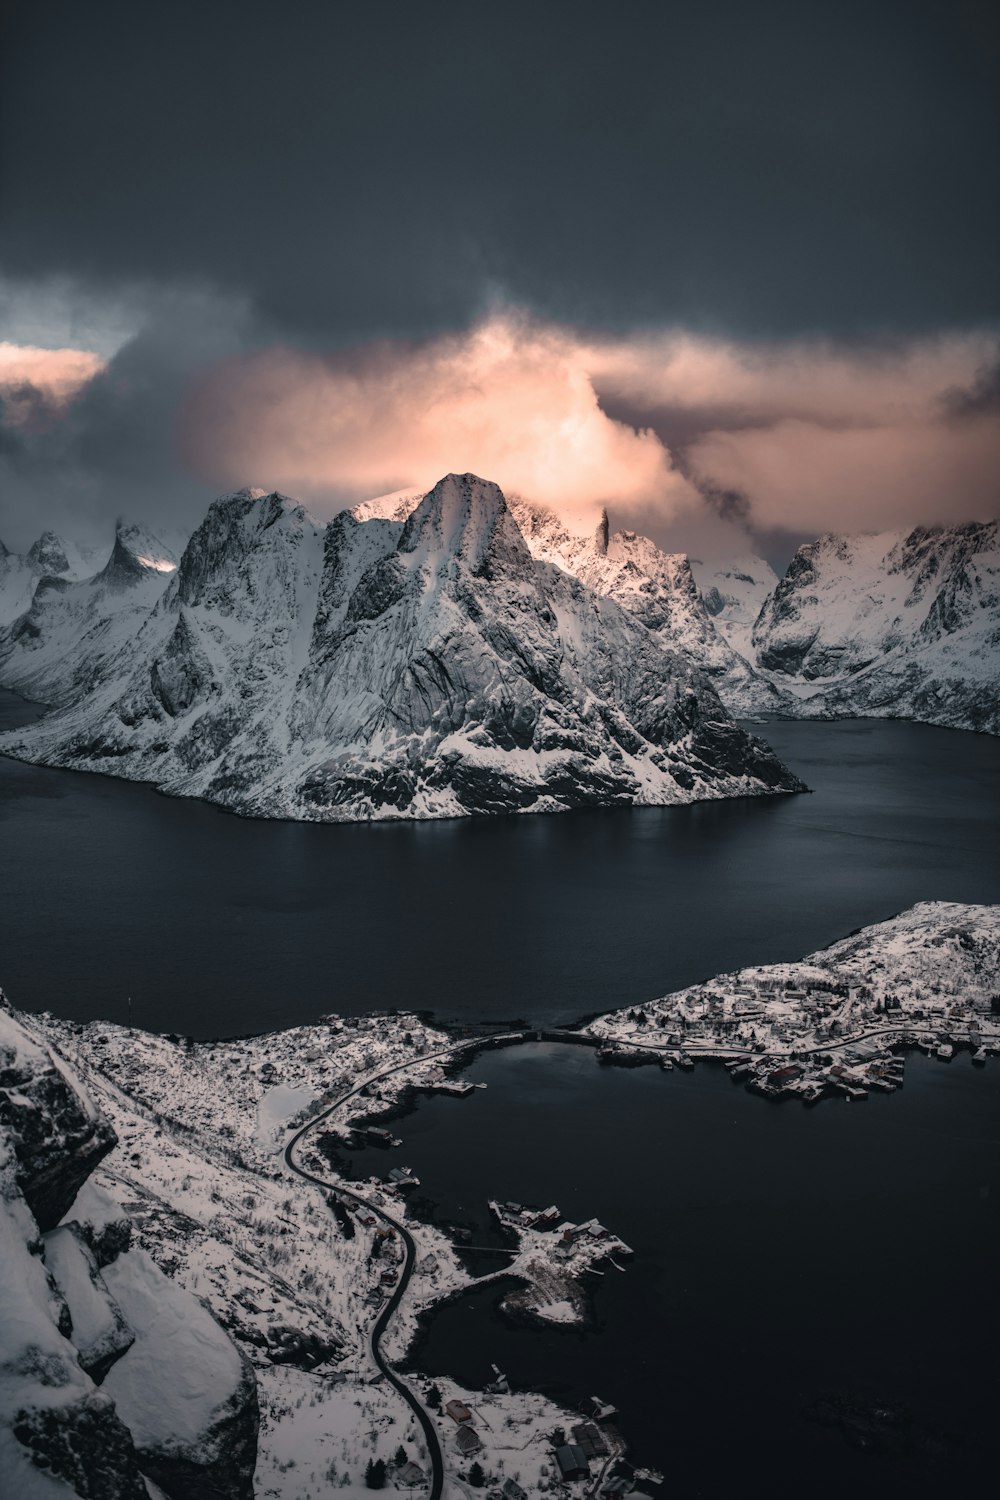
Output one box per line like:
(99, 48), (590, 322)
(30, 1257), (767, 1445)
(0, 1002), (257, 1500)
(0, 522), (178, 705)
(506, 498), (793, 716)
(751, 522), (1000, 732)
(0, 474), (802, 820)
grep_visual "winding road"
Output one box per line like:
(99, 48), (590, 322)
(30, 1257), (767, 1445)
(282, 1043), (473, 1500)
(282, 1028), (593, 1495)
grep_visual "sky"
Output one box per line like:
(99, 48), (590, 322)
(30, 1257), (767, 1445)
(1, 0), (997, 562)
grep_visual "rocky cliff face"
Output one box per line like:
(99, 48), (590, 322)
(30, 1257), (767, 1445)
(751, 522), (1000, 732)
(504, 497), (793, 717)
(0, 475), (803, 819)
(0, 1001), (258, 1499)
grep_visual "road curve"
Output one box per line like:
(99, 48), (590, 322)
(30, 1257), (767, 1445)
(281, 1047), (468, 1500)
(282, 1031), (542, 1497)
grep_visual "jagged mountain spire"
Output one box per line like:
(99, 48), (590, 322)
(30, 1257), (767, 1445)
(595, 508), (610, 556)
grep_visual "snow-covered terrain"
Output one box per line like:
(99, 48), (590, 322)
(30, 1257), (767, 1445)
(751, 523), (1000, 733)
(0, 522), (178, 705)
(589, 901), (1000, 1099)
(0, 1004), (257, 1500)
(0, 530), (108, 627)
(0, 474), (801, 819)
(4, 1001), (617, 1498)
(5, 900), (996, 1496)
(688, 553), (780, 660)
(362, 500), (1000, 736)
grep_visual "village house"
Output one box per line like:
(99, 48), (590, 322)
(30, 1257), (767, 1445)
(445, 1399), (474, 1424)
(454, 1423), (483, 1457)
(555, 1443), (590, 1481)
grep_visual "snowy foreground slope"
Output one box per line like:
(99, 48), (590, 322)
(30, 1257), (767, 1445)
(751, 522), (1000, 733)
(5, 1001), (589, 1500)
(0, 474), (801, 820)
(0, 1004), (257, 1500)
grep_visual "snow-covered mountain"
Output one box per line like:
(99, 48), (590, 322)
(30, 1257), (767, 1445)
(360, 489), (792, 717)
(0, 521), (179, 705)
(752, 522), (1000, 733)
(0, 530), (108, 627)
(0, 1000), (258, 1499)
(0, 475), (802, 820)
(506, 499), (793, 716)
(689, 553), (781, 660)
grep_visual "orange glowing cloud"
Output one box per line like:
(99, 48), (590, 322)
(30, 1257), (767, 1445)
(180, 315), (696, 528)
(0, 342), (105, 420)
(179, 312), (1000, 542)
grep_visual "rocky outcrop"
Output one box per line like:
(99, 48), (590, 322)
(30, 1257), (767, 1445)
(0, 475), (803, 820)
(0, 1001), (259, 1498)
(102, 1250), (258, 1500)
(0, 1008), (117, 1231)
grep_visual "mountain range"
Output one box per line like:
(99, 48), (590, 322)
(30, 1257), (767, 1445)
(0, 482), (996, 824)
(752, 522), (1000, 733)
(0, 476), (800, 820)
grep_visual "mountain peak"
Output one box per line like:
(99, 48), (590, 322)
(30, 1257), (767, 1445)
(97, 522), (179, 587)
(26, 530), (72, 577)
(398, 473), (530, 575)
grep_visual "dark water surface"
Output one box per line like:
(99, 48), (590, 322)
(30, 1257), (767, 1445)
(1, 692), (998, 1036)
(396, 1042), (997, 1497)
(2, 691), (996, 1494)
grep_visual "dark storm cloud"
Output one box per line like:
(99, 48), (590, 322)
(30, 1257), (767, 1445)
(2, 0), (998, 341)
(1, 2), (997, 561)
(0, 285), (256, 550)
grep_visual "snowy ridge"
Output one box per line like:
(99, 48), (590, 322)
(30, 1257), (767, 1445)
(0, 529), (108, 628)
(689, 552), (781, 659)
(0, 520), (179, 706)
(505, 497), (795, 716)
(0, 474), (802, 821)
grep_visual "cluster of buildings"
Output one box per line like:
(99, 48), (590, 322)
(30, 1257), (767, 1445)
(588, 948), (998, 1105)
(489, 1199), (632, 1263)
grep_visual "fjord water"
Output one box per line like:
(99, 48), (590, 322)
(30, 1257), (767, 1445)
(2, 692), (996, 1494)
(399, 1042), (998, 1497)
(1, 692), (998, 1035)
